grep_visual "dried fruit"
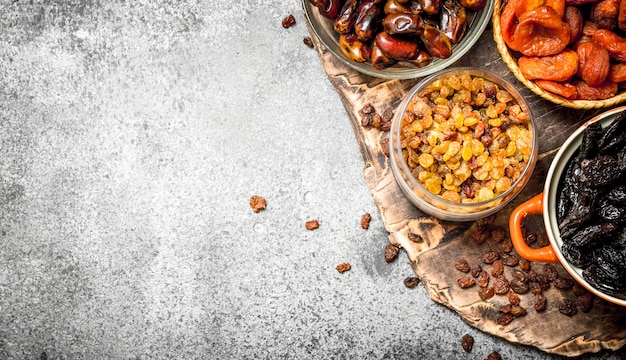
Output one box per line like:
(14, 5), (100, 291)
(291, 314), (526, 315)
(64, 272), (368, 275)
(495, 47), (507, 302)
(477, 270), (491, 288)
(404, 276), (421, 288)
(515, 6), (571, 57)
(481, 250), (500, 264)
(361, 213), (372, 229)
(478, 286), (495, 300)
(303, 36), (314, 48)
(491, 259), (504, 277)
(250, 195), (267, 212)
(458, 277), (477, 288)
(306, 219), (320, 230)
(336, 262), (351, 273)
(455, 259), (472, 273)
(487, 351), (503, 360)
(518, 48), (579, 82)
(282, 14), (296, 28)
(577, 41), (611, 86)
(534, 293), (548, 312)
(494, 274), (510, 295)
(496, 312), (514, 325)
(559, 299), (578, 316)
(408, 232), (424, 242)
(461, 334), (474, 352)
(384, 244), (400, 262)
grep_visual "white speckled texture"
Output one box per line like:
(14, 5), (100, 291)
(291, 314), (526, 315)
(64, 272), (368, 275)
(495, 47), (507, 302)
(0, 1), (620, 359)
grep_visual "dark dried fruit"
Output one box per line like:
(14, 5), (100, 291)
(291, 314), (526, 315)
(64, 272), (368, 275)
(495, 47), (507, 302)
(404, 276), (420, 288)
(491, 260), (504, 277)
(559, 299), (578, 316)
(491, 226), (506, 243)
(577, 292), (594, 312)
(542, 263), (559, 282)
(487, 351), (503, 360)
(478, 286), (495, 300)
(494, 274), (510, 295)
(461, 334), (474, 352)
(500, 252), (520, 267)
(510, 279), (530, 294)
(471, 264), (483, 278)
(510, 305), (527, 317)
(336, 262), (351, 273)
(472, 225), (492, 244)
(512, 269), (528, 283)
(306, 219), (320, 230)
(282, 14), (296, 28)
(519, 258), (531, 272)
(477, 270), (490, 288)
(458, 277), (476, 288)
(496, 312), (514, 325)
(303, 36), (314, 48)
(534, 293), (547, 312)
(384, 244), (400, 262)
(554, 277), (575, 290)
(455, 259), (471, 273)
(250, 195), (267, 212)
(481, 250), (500, 264)
(361, 213), (371, 229)
(408, 232), (424, 242)
(508, 290), (520, 305)
(530, 281), (543, 295)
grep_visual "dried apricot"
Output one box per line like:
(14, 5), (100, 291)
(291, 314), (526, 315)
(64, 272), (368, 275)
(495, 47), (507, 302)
(574, 79), (618, 99)
(515, 6), (571, 57)
(534, 79), (578, 99)
(577, 41), (610, 85)
(518, 48), (579, 81)
(608, 62), (626, 82)
(592, 28), (626, 61)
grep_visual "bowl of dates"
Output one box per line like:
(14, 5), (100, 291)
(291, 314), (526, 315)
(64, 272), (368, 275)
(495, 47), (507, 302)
(510, 106), (626, 307)
(303, 0), (494, 79)
(493, 0), (626, 109)
(389, 67), (538, 221)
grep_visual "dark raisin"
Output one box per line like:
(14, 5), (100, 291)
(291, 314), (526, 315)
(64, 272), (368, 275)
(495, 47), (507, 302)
(487, 351), (503, 360)
(461, 334), (474, 352)
(491, 260), (504, 277)
(519, 258), (531, 272)
(528, 269), (538, 282)
(303, 36), (314, 48)
(477, 214), (496, 226)
(577, 292), (594, 312)
(491, 226), (506, 243)
(384, 244), (400, 263)
(500, 304), (512, 313)
(496, 312), (514, 325)
(529, 281), (542, 295)
(477, 271), (490, 288)
(336, 263), (351, 273)
(481, 250), (500, 264)
(250, 195), (267, 212)
(382, 108), (394, 122)
(305, 219), (320, 230)
(380, 137), (390, 157)
(455, 259), (471, 273)
(501, 238), (513, 253)
(543, 263), (559, 282)
(500, 252), (519, 267)
(458, 277), (476, 288)
(371, 113), (382, 128)
(510, 305), (527, 317)
(508, 290), (520, 305)
(554, 278), (574, 290)
(534, 293), (547, 312)
(525, 231), (537, 245)
(494, 275), (510, 295)
(511, 269), (528, 283)
(510, 279), (530, 294)
(472, 225), (491, 244)
(408, 232), (423, 242)
(478, 286), (495, 300)
(536, 273), (551, 291)
(282, 14), (296, 28)
(471, 264), (483, 278)
(404, 276), (420, 288)
(359, 103), (375, 116)
(559, 299), (578, 317)
(461, 180), (476, 198)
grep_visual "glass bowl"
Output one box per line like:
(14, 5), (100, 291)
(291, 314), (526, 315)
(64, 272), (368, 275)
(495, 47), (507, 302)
(389, 67), (538, 221)
(302, 0), (494, 80)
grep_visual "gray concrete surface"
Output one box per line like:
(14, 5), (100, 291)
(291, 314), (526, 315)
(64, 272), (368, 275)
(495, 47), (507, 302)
(0, 1), (621, 359)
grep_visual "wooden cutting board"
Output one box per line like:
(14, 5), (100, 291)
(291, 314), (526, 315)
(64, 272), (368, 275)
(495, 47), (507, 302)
(306, 22), (626, 356)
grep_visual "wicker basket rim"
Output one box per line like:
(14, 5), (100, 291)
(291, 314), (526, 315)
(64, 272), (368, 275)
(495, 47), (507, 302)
(492, 0), (626, 110)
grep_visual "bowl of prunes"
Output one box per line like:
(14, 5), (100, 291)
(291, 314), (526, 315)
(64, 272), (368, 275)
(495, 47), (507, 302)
(509, 106), (626, 307)
(302, 0), (494, 79)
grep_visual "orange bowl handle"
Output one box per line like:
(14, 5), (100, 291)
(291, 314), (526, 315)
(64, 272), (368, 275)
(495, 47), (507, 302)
(509, 193), (559, 263)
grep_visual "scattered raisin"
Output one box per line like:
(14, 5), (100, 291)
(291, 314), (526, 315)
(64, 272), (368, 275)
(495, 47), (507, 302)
(458, 277), (476, 289)
(577, 292), (594, 313)
(508, 290), (520, 306)
(461, 334), (474, 352)
(455, 259), (471, 273)
(360, 213), (371, 229)
(491, 260), (504, 277)
(497, 312), (514, 325)
(282, 14), (296, 28)
(250, 195), (267, 212)
(500, 238), (513, 253)
(481, 250), (500, 264)
(408, 232), (423, 242)
(477, 214), (496, 226)
(510, 279), (530, 294)
(494, 274), (510, 295)
(534, 293), (547, 312)
(477, 270), (491, 288)
(382, 108), (394, 122)
(510, 305), (527, 317)
(543, 263), (559, 282)
(359, 103), (375, 116)
(529, 281), (543, 295)
(380, 137), (390, 157)
(384, 244), (400, 263)
(491, 226), (506, 243)
(559, 299), (578, 317)
(336, 262), (351, 273)
(487, 351), (503, 360)
(525, 231), (537, 245)
(500, 304), (512, 313)
(519, 258), (531, 272)
(536, 273), (551, 291)
(479, 286), (495, 300)
(303, 36), (314, 48)
(500, 252), (519, 267)
(554, 277), (574, 290)
(511, 269), (528, 283)
(305, 219), (320, 230)
(471, 264), (483, 278)
(472, 225), (491, 244)
(404, 276), (420, 288)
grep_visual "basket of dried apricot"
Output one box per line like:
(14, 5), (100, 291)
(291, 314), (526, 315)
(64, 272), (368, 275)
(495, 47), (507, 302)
(493, 0), (626, 109)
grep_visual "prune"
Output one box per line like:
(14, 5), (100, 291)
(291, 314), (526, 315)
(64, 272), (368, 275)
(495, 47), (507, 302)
(458, 277), (477, 288)
(581, 155), (621, 187)
(598, 109), (626, 154)
(598, 201), (626, 222)
(607, 185), (626, 204)
(559, 299), (578, 316)
(461, 334), (474, 352)
(534, 293), (547, 312)
(494, 274), (510, 295)
(481, 250), (500, 264)
(569, 222), (618, 248)
(455, 259), (471, 273)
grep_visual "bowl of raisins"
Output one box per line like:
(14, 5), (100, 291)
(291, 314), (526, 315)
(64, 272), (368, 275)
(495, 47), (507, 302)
(389, 67), (538, 221)
(302, 0), (493, 79)
(494, 0), (626, 109)
(510, 106), (626, 307)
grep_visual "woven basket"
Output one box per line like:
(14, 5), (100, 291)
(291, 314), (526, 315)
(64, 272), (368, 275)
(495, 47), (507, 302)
(492, 0), (626, 109)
